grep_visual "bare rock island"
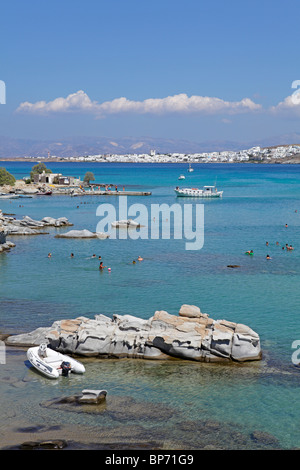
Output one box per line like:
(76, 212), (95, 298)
(6, 304), (261, 363)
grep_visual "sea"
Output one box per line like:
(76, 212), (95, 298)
(0, 160), (300, 450)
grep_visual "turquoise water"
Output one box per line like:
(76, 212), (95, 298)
(1, 162), (300, 449)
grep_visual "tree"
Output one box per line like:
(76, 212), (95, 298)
(83, 171), (95, 184)
(0, 167), (16, 186)
(30, 162), (52, 181)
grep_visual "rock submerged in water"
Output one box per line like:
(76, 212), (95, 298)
(52, 389), (107, 405)
(55, 229), (109, 239)
(6, 305), (261, 363)
(111, 219), (142, 228)
(20, 440), (67, 450)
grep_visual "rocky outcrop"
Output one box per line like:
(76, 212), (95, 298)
(0, 214), (16, 253)
(111, 219), (141, 228)
(0, 211), (73, 235)
(6, 305), (262, 363)
(0, 240), (16, 253)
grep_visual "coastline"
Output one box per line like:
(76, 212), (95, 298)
(1, 157), (300, 164)
(1, 142), (300, 164)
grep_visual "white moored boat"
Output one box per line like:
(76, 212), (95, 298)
(27, 343), (85, 379)
(174, 185), (223, 198)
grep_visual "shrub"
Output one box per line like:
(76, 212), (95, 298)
(0, 167), (16, 186)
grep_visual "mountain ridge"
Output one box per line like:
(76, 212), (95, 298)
(1, 134), (300, 158)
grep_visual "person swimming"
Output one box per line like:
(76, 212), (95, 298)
(99, 261), (107, 270)
(266, 254), (272, 259)
(245, 250), (253, 255)
(137, 256), (143, 261)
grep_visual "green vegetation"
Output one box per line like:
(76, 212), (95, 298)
(83, 171), (95, 184)
(0, 167), (16, 186)
(30, 162), (52, 181)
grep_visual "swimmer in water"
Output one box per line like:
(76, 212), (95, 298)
(266, 254), (271, 259)
(137, 256), (143, 261)
(99, 262), (107, 270)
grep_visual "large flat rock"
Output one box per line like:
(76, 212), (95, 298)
(6, 305), (261, 363)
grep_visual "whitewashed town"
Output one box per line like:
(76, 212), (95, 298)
(24, 144), (300, 164)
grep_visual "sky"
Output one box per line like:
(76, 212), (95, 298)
(1, 0), (300, 146)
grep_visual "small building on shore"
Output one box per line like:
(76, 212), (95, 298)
(33, 171), (80, 186)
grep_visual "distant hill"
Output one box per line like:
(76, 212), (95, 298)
(1, 134), (300, 159)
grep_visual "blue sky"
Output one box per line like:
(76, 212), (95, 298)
(1, 0), (300, 145)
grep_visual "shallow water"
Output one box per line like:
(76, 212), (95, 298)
(1, 162), (300, 449)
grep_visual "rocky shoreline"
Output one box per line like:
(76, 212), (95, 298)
(0, 209), (73, 238)
(6, 304), (262, 363)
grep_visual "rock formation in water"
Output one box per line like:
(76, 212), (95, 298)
(0, 211), (16, 252)
(0, 211), (73, 235)
(55, 229), (109, 239)
(6, 304), (262, 363)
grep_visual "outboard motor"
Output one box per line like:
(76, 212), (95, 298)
(60, 361), (71, 377)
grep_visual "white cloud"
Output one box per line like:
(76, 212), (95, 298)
(270, 92), (300, 115)
(16, 90), (98, 114)
(16, 90), (262, 117)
